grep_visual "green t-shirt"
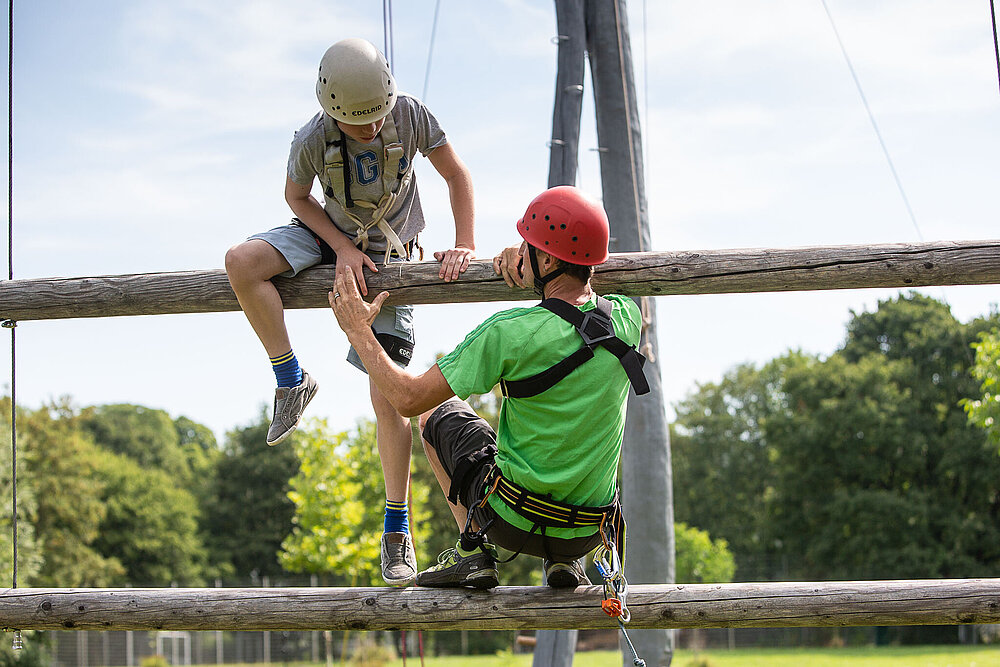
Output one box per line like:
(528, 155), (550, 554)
(436, 294), (642, 539)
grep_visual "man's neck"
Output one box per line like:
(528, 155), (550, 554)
(541, 275), (594, 306)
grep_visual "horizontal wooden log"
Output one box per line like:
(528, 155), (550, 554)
(0, 240), (998, 322)
(1, 579), (998, 631)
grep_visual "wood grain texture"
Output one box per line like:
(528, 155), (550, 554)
(2, 579), (997, 631)
(1, 241), (998, 322)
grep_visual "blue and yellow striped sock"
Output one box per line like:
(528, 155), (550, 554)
(270, 350), (303, 388)
(384, 499), (409, 535)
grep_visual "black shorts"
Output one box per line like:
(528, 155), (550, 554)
(422, 397), (603, 562)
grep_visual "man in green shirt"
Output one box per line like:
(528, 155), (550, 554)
(330, 186), (647, 588)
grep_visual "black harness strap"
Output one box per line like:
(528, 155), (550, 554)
(500, 296), (649, 398)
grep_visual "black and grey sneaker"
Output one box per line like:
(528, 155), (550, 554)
(416, 542), (499, 589)
(543, 558), (591, 588)
(266, 371), (319, 446)
(381, 532), (418, 587)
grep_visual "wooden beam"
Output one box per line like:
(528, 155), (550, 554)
(1, 240), (998, 322)
(2, 579), (998, 631)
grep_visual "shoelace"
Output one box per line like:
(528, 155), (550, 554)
(433, 548), (459, 568)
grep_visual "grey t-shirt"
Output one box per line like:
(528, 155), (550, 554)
(287, 93), (447, 252)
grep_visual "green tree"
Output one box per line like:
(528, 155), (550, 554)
(19, 400), (123, 586)
(78, 404), (193, 484)
(965, 328), (1000, 449)
(0, 398), (41, 587)
(92, 451), (207, 585)
(672, 294), (1000, 582)
(204, 408), (299, 578)
(280, 419), (416, 585)
(769, 295), (1000, 579)
(674, 522), (735, 584)
(671, 354), (810, 580)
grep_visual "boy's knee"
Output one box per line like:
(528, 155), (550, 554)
(224, 243), (253, 277)
(226, 241), (282, 281)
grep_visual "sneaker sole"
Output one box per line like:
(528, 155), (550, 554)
(546, 567), (589, 588)
(546, 572), (586, 588)
(416, 569), (499, 590)
(266, 383), (319, 446)
(383, 573), (417, 588)
(467, 570), (499, 590)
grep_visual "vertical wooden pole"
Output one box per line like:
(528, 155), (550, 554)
(585, 1), (676, 665)
(535, 2), (588, 665)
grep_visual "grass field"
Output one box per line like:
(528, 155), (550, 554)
(374, 645), (1000, 666)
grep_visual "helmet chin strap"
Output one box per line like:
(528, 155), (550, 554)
(528, 245), (566, 296)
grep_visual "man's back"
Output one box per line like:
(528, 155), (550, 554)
(436, 294), (641, 539)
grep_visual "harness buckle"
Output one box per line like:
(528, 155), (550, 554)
(578, 310), (616, 347)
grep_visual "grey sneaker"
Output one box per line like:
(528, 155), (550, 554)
(416, 542), (499, 589)
(381, 532), (418, 587)
(266, 371), (319, 446)
(544, 558), (590, 588)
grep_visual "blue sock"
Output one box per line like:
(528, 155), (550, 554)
(384, 499), (409, 535)
(270, 350), (303, 388)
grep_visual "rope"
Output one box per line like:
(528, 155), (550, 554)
(991, 0), (1000, 95)
(421, 0), (442, 102)
(6, 0), (23, 652)
(382, 0), (395, 74)
(819, 0), (924, 242)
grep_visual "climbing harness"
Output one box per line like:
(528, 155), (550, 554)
(500, 295), (649, 398)
(321, 112), (413, 265)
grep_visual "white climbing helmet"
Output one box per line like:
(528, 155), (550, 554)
(316, 38), (396, 125)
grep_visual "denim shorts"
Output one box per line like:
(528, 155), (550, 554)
(249, 220), (414, 372)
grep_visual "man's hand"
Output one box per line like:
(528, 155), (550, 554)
(493, 243), (526, 288)
(329, 265), (389, 336)
(433, 246), (475, 282)
(334, 244), (378, 296)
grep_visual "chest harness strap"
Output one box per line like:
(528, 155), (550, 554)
(322, 113), (412, 265)
(500, 296), (650, 399)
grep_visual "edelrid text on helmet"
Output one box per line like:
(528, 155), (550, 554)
(316, 38), (397, 126)
(516, 186), (610, 266)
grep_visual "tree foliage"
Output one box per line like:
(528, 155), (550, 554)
(92, 451), (207, 585)
(674, 522), (735, 584)
(280, 419), (403, 585)
(78, 404), (208, 487)
(965, 328), (1000, 450)
(204, 408), (300, 578)
(0, 398), (41, 587)
(18, 400), (123, 586)
(673, 293), (1000, 581)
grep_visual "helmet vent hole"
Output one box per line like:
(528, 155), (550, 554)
(330, 93), (336, 99)
(549, 225), (555, 231)
(544, 215), (550, 221)
(531, 214), (537, 219)
(560, 224), (566, 230)
(572, 236), (578, 242)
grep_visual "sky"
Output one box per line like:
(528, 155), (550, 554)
(2, 0), (999, 442)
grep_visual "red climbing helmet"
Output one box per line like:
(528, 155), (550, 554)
(517, 186), (610, 266)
